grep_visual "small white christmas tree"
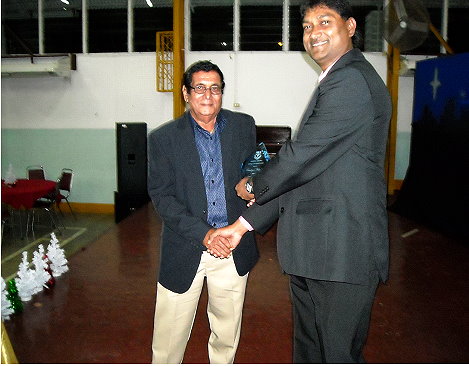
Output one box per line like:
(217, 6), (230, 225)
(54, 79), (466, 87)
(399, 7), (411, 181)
(4, 163), (17, 185)
(46, 232), (69, 277)
(32, 244), (51, 292)
(1, 277), (14, 321)
(16, 252), (37, 302)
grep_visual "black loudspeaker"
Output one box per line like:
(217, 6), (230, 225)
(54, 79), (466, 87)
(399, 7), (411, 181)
(114, 191), (149, 223)
(115, 122), (149, 222)
(116, 122), (148, 194)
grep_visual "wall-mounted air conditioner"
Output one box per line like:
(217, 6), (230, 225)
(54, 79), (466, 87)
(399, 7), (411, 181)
(1, 54), (76, 78)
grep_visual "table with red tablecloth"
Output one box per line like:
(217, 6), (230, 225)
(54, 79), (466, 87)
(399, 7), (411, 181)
(1, 179), (57, 210)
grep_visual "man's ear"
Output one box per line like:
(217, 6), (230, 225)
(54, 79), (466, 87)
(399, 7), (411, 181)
(347, 17), (357, 37)
(182, 85), (189, 102)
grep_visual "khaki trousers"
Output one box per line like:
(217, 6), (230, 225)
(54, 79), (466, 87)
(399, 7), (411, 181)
(152, 252), (248, 364)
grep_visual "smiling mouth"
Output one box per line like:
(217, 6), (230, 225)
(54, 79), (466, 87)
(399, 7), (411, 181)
(312, 40), (328, 47)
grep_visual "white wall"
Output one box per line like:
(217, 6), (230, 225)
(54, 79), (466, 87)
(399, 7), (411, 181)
(2, 51), (394, 133)
(1, 53), (173, 131)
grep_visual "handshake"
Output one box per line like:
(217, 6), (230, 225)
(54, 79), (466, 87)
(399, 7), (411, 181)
(204, 219), (248, 259)
(204, 177), (255, 259)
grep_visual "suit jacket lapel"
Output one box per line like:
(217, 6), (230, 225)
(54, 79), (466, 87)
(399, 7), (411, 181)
(295, 49), (359, 139)
(220, 111), (236, 184)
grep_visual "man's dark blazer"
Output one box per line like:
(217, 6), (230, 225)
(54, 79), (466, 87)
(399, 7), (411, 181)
(243, 49), (392, 285)
(148, 109), (259, 294)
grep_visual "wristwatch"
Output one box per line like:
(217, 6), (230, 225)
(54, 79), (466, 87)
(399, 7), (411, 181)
(245, 176), (254, 193)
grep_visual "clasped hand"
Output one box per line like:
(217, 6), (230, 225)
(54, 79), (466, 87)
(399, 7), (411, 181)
(203, 178), (253, 258)
(204, 219), (248, 259)
(235, 176), (255, 202)
(204, 229), (232, 259)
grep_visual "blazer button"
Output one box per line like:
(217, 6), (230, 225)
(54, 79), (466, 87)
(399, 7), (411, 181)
(280, 207), (285, 213)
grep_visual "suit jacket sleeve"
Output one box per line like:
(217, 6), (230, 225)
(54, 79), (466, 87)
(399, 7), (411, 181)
(147, 127), (209, 250)
(243, 197), (280, 235)
(253, 66), (375, 205)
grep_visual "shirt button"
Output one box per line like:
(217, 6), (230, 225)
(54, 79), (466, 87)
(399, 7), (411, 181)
(211, 179), (214, 183)
(212, 202), (216, 205)
(280, 207), (285, 213)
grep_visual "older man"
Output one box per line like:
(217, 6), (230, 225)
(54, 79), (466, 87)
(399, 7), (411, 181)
(147, 60), (258, 364)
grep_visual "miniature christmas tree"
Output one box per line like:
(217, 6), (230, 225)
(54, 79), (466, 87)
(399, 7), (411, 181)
(1, 277), (14, 320)
(6, 279), (23, 314)
(32, 244), (51, 292)
(4, 163), (17, 185)
(16, 251), (37, 301)
(46, 232), (69, 277)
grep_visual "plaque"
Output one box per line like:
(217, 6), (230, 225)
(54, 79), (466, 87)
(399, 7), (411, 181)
(241, 142), (271, 177)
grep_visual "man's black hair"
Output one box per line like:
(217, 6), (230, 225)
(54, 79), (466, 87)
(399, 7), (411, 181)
(183, 60), (225, 93)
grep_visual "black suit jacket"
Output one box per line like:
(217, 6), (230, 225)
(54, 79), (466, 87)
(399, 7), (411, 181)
(148, 109), (259, 293)
(244, 49), (392, 285)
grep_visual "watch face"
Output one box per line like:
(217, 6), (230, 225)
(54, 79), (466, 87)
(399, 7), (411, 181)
(246, 181), (253, 193)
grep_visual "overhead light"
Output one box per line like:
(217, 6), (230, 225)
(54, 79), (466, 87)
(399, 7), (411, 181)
(221, 42), (227, 47)
(278, 42), (283, 47)
(61, 0), (70, 4)
(146, 0), (154, 7)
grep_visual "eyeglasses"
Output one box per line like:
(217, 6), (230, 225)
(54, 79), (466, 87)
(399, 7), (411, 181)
(189, 84), (223, 95)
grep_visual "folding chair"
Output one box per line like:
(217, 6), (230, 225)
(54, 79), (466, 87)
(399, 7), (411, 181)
(27, 165), (46, 180)
(56, 168), (76, 219)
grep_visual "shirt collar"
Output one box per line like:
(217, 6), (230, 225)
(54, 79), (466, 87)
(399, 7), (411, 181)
(317, 49), (353, 84)
(189, 110), (226, 135)
(318, 60), (338, 84)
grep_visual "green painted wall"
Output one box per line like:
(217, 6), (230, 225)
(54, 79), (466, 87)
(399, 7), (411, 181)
(1, 128), (411, 204)
(2, 129), (117, 204)
(396, 131), (411, 180)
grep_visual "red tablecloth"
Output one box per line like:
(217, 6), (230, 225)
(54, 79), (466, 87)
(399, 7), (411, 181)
(1, 179), (57, 210)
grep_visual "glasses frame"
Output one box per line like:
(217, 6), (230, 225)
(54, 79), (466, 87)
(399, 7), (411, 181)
(189, 84), (223, 95)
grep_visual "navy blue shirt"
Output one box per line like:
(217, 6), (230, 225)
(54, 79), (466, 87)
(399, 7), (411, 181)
(190, 112), (228, 229)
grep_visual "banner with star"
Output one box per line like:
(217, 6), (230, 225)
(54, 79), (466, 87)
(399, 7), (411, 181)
(391, 52), (469, 239)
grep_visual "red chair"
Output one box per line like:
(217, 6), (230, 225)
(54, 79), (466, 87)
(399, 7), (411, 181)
(56, 168), (76, 219)
(27, 165), (46, 180)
